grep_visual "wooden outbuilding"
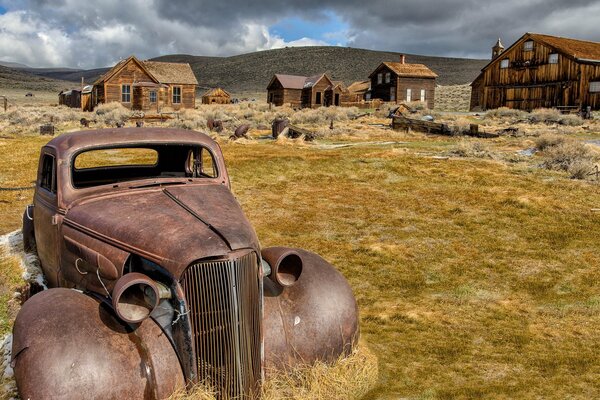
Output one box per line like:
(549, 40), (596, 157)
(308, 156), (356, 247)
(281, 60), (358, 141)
(267, 73), (340, 108)
(202, 88), (231, 104)
(345, 80), (371, 102)
(58, 89), (81, 108)
(470, 33), (600, 111)
(368, 55), (437, 108)
(90, 55), (198, 111)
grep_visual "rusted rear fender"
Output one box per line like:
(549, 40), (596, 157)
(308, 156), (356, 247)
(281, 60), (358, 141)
(262, 248), (359, 370)
(12, 288), (184, 400)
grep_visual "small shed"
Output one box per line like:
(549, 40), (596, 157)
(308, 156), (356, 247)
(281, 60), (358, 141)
(202, 88), (231, 104)
(58, 89), (81, 108)
(345, 80), (371, 103)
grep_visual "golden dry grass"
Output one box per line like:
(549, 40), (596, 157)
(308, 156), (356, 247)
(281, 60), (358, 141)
(168, 343), (378, 400)
(1, 102), (600, 399)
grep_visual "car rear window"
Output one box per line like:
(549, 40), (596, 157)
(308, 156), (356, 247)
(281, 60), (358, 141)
(74, 148), (158, 170)
(71, 145), (218, 189)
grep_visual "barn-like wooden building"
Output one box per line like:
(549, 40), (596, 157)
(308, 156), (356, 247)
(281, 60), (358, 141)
(266, 73), (343, 108)
(90, 55), (198, 111)
(368, 55), (437, 108)
(202, 87), (231, 104)
(58, 88), (81, 108)
(470, 33), (600, 111)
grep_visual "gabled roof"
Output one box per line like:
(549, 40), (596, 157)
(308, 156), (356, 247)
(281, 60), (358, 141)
(202, 87), (231, 98)
(370, 62), (438, 79)
(94, 55), (198, 85)
(528, 33), (600, 62)
(143, 61), (198, 85)
(347, 80), (371, 93)
(268, 73), (334, 90)
(479, 33), (600, 74)
(270, 74), (309, 89)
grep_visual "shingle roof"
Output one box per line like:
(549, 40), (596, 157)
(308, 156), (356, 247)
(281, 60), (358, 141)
(202, 87), (230, 98)
(94, 56), (198, 85)
(382, 62), (438, 78)
(142, 61), (198, 85)
(347, 80), (371, 94)
(529, 33), (600, 61)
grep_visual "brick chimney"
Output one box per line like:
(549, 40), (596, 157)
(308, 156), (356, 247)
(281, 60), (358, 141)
(399, 54), (406, 64)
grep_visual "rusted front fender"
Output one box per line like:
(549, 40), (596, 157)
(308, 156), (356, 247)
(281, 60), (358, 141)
(12, 288), (184, 400)
(262, 248), (359, 369)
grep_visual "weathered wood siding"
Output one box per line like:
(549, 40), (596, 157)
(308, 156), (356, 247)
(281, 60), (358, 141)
(370, 65), (398, 101)
(267, 79), (302, 107)
(396, 77), (436, 109)
(472, 36), (600, 110)
(370, 64), (436, 108)
(301, 77), (332, 108)
(104, 60), (154, 109)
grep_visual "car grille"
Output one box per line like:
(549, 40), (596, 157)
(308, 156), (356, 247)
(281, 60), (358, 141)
(181, 252), (262, 399)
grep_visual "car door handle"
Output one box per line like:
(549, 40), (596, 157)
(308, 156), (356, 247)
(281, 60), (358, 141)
(51, 214), (61, 225)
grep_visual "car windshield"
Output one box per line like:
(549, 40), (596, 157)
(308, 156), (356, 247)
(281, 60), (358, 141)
(72, 144), (218, 188)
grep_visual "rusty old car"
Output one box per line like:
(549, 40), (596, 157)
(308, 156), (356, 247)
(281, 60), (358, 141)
(14, 128), (358, 399)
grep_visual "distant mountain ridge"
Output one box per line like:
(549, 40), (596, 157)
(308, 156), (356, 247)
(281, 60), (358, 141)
(8, 46), (488, 93)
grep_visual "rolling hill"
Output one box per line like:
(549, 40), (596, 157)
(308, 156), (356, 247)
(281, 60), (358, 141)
(20, 46), (487, 93)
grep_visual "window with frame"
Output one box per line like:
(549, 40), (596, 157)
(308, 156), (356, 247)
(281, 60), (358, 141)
(523, 40), (534, 51)
(377, 73), (382, 84)
(500, 59), (510, 69)
(149, 90), (157, 103)
(121, 85), (131, 103)
(420, 89), (426, 102)
(548, 53), (559, 64)
(40, 154), (56, 194)
(406, 88), (412, 102)
(385, 72), (391, 83)
(187, 147), (217, 178)
(172, 86), (181, 104)
(590, 81), (600, 93)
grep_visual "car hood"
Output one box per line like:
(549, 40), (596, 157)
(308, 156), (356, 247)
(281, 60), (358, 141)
(63, 184), (260, 278)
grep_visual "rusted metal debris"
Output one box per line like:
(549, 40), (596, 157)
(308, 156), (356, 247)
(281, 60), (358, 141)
(207, 118), (223, 132)
(13, 128), (359, 399)
(271, 118), (289, 138)
(231, 124), (250, 140)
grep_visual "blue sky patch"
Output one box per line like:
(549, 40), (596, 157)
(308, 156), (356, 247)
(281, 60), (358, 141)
(270, 11), (348, 45)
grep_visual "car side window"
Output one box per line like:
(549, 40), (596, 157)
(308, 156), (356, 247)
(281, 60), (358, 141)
(187, 147), (218, 178)
(40, 153), (56, 194)
(201, 148), (217, 178)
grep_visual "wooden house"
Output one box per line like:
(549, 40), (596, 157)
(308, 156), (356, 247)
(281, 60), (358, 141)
(368, 55), (437, 108)
(58, 89), (81, 108)
(470, 33), (600, 111)
(201, 88), (231, 104)
(90, 55), (198, 111)
(267, 73), (340, 108)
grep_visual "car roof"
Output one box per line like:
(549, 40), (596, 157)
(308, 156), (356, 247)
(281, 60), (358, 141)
(45, 128), (219, 160)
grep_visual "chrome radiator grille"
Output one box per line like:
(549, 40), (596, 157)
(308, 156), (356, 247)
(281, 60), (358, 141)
(181, 252), (262, 399)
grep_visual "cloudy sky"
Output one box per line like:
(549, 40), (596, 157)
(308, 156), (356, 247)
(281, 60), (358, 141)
(0, 0), (599, 68)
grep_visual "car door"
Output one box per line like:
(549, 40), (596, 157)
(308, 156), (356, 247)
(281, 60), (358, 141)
(33, 150), (61, 287)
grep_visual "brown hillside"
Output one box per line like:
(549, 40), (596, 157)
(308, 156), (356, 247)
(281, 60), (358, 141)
(22, 47), (487, 93)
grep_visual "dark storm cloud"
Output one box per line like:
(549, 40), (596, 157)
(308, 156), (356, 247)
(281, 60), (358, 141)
(0, 0), (599, 67)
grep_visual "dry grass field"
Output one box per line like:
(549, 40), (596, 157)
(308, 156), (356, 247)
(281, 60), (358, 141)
(1, 100), (600, 399)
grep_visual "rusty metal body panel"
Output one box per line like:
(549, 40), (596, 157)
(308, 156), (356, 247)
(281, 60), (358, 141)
(14, 128), (359, 399)
(13, 288), (184, 399)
